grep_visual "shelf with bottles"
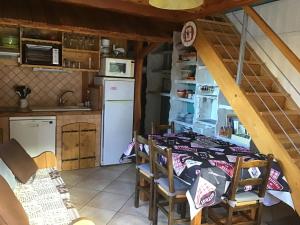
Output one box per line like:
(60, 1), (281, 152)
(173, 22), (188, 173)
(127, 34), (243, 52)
(62, 33), (100, 72)
(62, 50), (99, 71)
(218, 113), (251, 147)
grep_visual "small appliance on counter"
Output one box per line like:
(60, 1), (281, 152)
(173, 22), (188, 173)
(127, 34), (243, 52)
(100, 38), (111, 57)
(15, 85), (31, 109)
(98, 57), (135, 78)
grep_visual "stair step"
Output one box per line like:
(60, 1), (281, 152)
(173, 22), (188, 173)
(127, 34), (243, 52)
(246, 92), (284, 97)
(203, 15), (228, 23)
(246, 92), (287, 111)
(214, 44), (252, 60)
(277, 132), (300, 140)
(204, 30), (238, 37)
(260, 110), (299, 116)
(262, 111), (300, 134)
(223, 58), (262, 65)
(224, 60), (262, 76)
(197, 19), (233, 26)
(241, 76), (274, 92)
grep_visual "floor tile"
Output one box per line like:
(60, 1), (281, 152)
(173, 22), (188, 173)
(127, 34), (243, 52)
(87, 191), (130, 211)
(115, 169), (136, 184)
(79, 206), (116, 225)
(107, 212), (150, 225)
(103, 180), (135, 196)
(119, 195), (150, 218)
(61, 173), (85, 187)
(69, 187), (99, 209)
(91, 169), (124, 180)
(74, 177), (113, 191)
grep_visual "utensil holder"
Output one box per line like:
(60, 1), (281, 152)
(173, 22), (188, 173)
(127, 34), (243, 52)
(20, 98), (28, 109)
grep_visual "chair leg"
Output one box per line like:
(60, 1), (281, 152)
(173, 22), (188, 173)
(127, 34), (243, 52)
(168, 197), (175, 225)
(148, 178), (154, 220)
(256, 204), (263, 225)
(134, 169), (140, 208)
(152, 184), (159, 225)
(180, 202), (187, 219)
(226, 207), (234, 225)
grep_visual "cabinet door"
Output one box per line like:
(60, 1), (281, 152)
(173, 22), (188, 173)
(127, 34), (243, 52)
(79, 123), (96, 159)
(62, 123), (80, 161)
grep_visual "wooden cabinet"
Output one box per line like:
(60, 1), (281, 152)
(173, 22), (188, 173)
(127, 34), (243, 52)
(61, 122), (96, 170)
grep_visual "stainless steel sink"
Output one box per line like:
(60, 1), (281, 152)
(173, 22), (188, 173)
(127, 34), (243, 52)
(31, 106), (92, 112)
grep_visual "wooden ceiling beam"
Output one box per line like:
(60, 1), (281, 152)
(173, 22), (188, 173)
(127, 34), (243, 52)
(0, 0), (180, 42)
(52, 0), (194, 22)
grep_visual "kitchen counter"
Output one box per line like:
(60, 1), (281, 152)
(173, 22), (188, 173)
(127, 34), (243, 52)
(0, 107), (101, 117)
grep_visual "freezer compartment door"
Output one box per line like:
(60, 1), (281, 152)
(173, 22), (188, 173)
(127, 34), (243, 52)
(10, 119), (56, 157)
(104, 80), (135, 101)
(102, 100), (133, 165)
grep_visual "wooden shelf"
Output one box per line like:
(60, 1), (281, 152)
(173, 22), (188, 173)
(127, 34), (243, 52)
(63, 48), (99, 54)
(21, 64), (63, 69)
(21, 37), (62, 45)
(64, 68), (99, 72)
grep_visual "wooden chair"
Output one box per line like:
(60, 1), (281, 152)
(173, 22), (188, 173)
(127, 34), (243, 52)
(134, 131), (154, 220)
(151, 121), (175, 135)
(208, 154), (274, 225)
(151, 140), (190, 225)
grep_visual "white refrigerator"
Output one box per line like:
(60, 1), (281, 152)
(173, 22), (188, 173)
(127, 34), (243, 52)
(101, 77), (135, 165)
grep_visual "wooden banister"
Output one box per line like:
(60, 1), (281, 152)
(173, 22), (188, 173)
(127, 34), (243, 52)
(244, 6), (300, 74)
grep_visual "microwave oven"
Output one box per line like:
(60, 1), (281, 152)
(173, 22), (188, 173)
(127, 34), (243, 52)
(22, 44), (61, 66)
(100, 57), (134, 77)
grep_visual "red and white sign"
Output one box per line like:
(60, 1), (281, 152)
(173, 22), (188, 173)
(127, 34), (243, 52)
(181, 21), (197, 47)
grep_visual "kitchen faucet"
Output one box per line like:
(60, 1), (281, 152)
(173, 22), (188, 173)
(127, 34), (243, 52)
(58, 90), (74, 106)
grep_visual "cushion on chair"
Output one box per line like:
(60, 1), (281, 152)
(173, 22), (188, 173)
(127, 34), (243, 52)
(226, 191), (263, 208)
(156, 176), (189, 197)
(0, 159), (16, 190)
(0, 176), (29, 225)
(137, 163), (153, 177)
(0, 139), (38, 183)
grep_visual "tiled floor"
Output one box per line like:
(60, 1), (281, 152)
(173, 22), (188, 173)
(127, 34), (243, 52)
(61, 164), (299, 225)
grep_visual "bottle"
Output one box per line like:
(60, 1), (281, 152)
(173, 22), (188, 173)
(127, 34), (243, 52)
(85, 90), (91, 108)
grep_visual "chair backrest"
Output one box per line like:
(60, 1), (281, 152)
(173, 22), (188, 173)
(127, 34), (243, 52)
(150, 140), (175, 193)
(151, 121), (175, 135)
(134, 131), (152, 170)
(228, 154), (273, 201)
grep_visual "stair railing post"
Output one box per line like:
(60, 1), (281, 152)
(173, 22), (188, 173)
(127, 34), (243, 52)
(236, 11), (249, 85)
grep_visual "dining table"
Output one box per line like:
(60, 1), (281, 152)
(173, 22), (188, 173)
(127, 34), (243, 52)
(121, 131), (293, 225)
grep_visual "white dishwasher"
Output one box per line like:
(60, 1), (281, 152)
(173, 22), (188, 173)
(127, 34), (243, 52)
(9, 116), (56, 157)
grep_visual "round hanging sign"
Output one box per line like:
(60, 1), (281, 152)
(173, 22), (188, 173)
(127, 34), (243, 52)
(181, 21), (197, 47)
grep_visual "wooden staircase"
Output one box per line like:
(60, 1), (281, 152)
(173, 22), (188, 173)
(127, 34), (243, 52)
(193, 15), (300, 214)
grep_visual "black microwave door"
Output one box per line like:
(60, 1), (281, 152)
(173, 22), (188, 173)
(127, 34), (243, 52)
(22, 44), (61, 66)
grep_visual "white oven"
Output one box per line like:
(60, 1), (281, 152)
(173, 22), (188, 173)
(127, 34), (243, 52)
(100, 57), (135, 77)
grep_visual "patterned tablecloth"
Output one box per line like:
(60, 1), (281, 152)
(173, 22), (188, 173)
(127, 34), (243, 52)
(121, 132), (294, 218)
